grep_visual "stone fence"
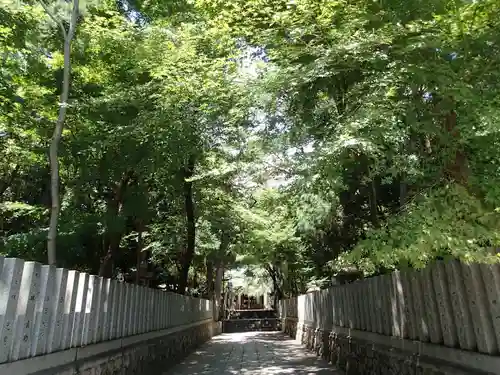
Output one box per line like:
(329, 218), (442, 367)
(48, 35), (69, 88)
(279, 260), (500, 375)
(0, 256), (216, 375)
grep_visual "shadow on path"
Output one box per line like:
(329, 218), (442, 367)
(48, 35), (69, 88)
(168, 331), (344, 374)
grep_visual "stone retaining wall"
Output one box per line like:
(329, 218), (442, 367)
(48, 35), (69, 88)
(282, 318), (499, 375)
(0, 319), (218, 375)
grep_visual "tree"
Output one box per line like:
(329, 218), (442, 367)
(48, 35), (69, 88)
(2, 0), (500, 296)
(203, 0), (500, 277)
(39, 0), (80, 266)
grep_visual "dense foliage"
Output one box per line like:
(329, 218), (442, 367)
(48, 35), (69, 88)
(1, 0), (499, 299)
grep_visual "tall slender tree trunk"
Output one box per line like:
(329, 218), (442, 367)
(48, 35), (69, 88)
(431, 96), (468, 185)
(266, 264), (283, 310)
(444, 109), (468, 185)
(214, 262), (224, 321)
(212, 232), (231, 319)
(43, 0), (79, 266)
(399, 177), (407, 208)
(368, 178), (379, 227)
(365, 160), (379, 227)
(99, 230), (122, 278)
(98, 176), (130, 278)
(206, 259), (214, 299)
(179, 156), (196, 294)
(135, 222), (144, 285)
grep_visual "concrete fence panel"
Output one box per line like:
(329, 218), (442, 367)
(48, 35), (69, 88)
(0, 258), (23, 363)
(482, 263), (500, 346)
(340, 286), (346, 327)
(331, 287), (339, 326)
(380, 274), (392, 336)
(463, 262), (497, 353)
(365, 278), (376, 333)
(371, 276), (383, 334)
(348, 283), (358, 329)
(400, 271), (416, 340)
(431, 262), (457, 347)
(357, 281), (368, 331)
(444, 260), (475, 350)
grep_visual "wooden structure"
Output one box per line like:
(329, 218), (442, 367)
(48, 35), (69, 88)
(221, 290), (279, 333)
(233, 293), (269, 310)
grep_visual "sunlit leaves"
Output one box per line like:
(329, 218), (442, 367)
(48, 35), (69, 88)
(211, 0), (500, 281)
(342, 184), (500, 275)
(2, 0), (500, 289)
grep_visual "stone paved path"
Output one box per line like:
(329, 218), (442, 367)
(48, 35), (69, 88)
(168, 332), (344, 374)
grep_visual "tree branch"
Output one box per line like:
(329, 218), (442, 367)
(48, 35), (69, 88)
(38, 0), (67, 39)
(67, 0), (79, 39)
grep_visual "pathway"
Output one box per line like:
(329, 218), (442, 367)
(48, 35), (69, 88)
(168, 332), (344, 374)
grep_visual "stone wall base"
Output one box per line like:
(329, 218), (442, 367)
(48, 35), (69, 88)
(282, 319), (496, 375)
(0, 319), (218, 375)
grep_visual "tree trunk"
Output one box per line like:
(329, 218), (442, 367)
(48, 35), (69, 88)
(206, 259), (214, 300)
(45, 0), (79, 266)
(368, 178), (379, 227)
(206, 259), (215, 320)
(211, 232), (231, 319)
(431, 96), (468, 185)
(214, 262), (224, 321)
(444, 110), (469, 185)
(135, 223), (143, 285)
(399, 132), (417, 209)
(178, 156), (196, 294)
(266, 264), (283, 310)
(98, 176), (130, 278)
(99, 231), (122, 278)
(399, 178), (407, 208)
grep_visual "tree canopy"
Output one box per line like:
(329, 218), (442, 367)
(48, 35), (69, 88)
(1, 0), (500, 299)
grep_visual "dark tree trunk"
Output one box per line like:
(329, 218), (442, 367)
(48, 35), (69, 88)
(135, 221), (144, 285)
(178, 156), (196, 294)
(266, 264), (283, 310)
(212, 232), (231, 319)
(444, 110), (468, 185)
(99, 174), (131, 278)
(399, 178), (407, 208)
(431, 96), (468, 185)
(214, 261), (224, 321)
(206, 259), (214, 300)
(99, 198), (120, 278)
(369, 178), (379, 227)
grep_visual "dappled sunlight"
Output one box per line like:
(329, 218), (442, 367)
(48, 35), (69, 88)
(212, 331), (262, 342)
(169, 331), (343, 374)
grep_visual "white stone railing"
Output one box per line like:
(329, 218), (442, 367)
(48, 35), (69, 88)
(0, 256), (212, 364)
(281, 259), (500, 355)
